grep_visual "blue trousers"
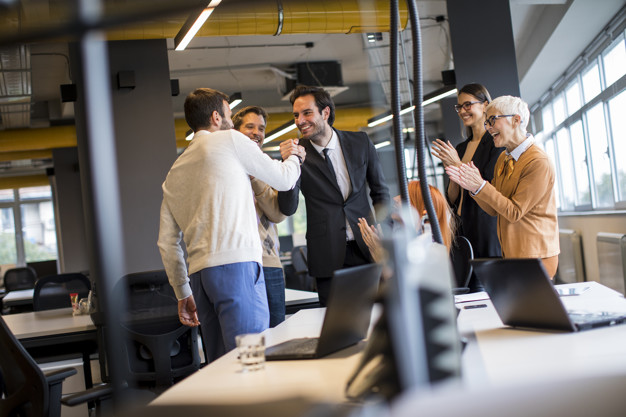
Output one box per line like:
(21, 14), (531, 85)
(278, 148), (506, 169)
(263, 267), (285, 327)
(190, 262), (269, 363)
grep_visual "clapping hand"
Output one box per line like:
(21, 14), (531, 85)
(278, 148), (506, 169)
(431, 139), (462, 167)
(358, 217), (384, 264)
(445, 161), (484, 193)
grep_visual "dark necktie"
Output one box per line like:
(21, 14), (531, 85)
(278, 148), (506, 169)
(322, 148), (338, 183)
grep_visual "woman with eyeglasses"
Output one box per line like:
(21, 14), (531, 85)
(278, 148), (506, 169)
(431, 84), (503, 288)
(445, 96), (560, 278)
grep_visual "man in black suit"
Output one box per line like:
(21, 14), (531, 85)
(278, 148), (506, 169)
(278, 85), (390, 306)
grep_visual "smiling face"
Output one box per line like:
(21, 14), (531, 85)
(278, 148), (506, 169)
(485, 109), (519, 151)
(292, 94), (330, 146)
(457, 92), (487, 130)
(238, 112), (266, 148)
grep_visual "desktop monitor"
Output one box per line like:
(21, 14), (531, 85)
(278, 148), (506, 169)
(346, 208), (462, 401)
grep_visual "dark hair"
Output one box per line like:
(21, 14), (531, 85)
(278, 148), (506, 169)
(232, 106), (268, 130)
(184, 88), (229, 132)
(289, 85), (336, 126)
(458, 83), (491, 138)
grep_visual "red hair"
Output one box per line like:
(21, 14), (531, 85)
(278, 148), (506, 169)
(407, 181), (455, 251)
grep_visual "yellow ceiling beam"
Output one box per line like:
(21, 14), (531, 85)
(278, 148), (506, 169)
(0, 150), (53, 162)
(0, 175), (49, 191)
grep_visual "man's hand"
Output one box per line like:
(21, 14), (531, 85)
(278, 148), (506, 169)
(178, 295), (200, 327)
(296, 145), (306, 164)
(280, 139), (301, 161)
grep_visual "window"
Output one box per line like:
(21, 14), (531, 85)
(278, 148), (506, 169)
(608, 89), (626, 201)
(582, 62), (602, 103)
(555, 128), (576, 210)
(603, 37), (626, 87)
(552, 94), (566, 126)
(569, 120), (591, 206)
(0, 186), (57, 266)
(586, 103), (614, 207)
(542, 104), (554, 133)
(543, 138), (561, 209)
(565, 80), (582, 115)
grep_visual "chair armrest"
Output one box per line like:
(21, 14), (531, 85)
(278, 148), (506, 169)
(44, 367), (78, 384)
(61, 383), (115, 407)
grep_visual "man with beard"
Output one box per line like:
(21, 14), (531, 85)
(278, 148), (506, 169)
(158, 88), (304, 362)
(232, 106), (303, 327)
(277, 85), (390, 306)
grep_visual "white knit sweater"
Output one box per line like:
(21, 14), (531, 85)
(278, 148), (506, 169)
(157, 129), (300, 300)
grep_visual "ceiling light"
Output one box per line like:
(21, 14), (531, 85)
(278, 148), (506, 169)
(185, 129), (194, 141)
(264, 121), (297, 143)
(374, 141), (391, 149)
(174, 1), (223, 51)
(367, 86), (458, 128)
(229, 92), (242, 109)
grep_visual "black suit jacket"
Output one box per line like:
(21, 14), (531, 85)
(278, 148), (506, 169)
(451, 131), (503, 258)
(278, 129), (390, 277)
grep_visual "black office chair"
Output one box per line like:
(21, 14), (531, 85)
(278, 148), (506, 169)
(33, 273), (91, 311)
(450, 236), (474, 293)
(290, 246), (316, 292)
(99, 270), (201, 394)
(3, 266), (37, 292)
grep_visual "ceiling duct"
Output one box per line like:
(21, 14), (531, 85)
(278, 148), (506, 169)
(283, 61), (348, 100)
(0, 44), (31, 129)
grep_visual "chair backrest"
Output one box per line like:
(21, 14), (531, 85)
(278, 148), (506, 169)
(3, 267), (37, 292)
(291, 246), (308, 274)
(117, 270), (201, 393)
(0, 315), (49, 417)
(450, 236), (474, 289)
(33, 273), (91, 311)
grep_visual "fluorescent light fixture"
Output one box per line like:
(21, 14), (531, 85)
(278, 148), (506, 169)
(264, 121), (297, 143)
(422, 88), (457, 106)
(174, 1), (223, 51)
(263, 146), (281, 152)
(375, 141), (391, 149)
(367, 86), (458, 128)
(229, 92), (242, 109)
(185, 129), (194, 141)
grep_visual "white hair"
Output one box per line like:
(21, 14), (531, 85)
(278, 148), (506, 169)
(485, 96), (530, 135)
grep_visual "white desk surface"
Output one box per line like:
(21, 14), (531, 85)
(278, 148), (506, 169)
(3, 307), (95, 339)
(152, 308), (363, 406)
(152, 281), (626, 413)
(284, 288), (318, 306)
(3, 288), (34, 302)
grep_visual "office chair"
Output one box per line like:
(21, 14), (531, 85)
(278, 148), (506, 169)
(290, 246), (316, 292)
(33, 273), (91, 311)
(3, 266), (37, 292)
(97, 270), (201, 394)
(450, 236), (474, 293)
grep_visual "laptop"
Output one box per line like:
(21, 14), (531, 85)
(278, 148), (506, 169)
(470, 258), (626, 332)
(265, 263), (382, 360)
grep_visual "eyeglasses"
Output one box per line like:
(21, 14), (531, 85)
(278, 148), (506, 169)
(484, 114), (516, 128)
(454, 101), (482, 113)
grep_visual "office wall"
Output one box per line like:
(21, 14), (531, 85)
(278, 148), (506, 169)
(106, 39), (178, 274)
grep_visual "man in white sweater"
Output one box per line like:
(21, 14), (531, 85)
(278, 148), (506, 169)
(233, 106), (289, 327)
(158, 88), (305, 362)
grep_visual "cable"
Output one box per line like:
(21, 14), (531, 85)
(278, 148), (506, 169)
(406, 0), (443, 245)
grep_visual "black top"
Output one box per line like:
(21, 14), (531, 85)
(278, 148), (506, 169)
(450, 131), (503, 259)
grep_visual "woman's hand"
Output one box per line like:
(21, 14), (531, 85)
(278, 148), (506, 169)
(358, 217), (384, 263)
(446, 161), (485, 193)
(431, 139), (462, 168)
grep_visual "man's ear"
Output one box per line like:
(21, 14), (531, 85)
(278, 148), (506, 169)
(322, 106), (330, 121)
(211, 110), (221, 127)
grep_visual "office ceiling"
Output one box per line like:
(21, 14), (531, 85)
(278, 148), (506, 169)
(0, 0), (623, 179)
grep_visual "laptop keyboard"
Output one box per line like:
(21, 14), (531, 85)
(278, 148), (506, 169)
(280, 337), (319, 355)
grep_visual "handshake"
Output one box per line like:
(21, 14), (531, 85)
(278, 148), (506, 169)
(279, 139), (306, 164)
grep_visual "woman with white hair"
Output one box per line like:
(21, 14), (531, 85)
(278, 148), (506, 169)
(445, 96), (560, 278)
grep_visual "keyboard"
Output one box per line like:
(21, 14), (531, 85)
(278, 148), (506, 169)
(265, 337), (320, 360)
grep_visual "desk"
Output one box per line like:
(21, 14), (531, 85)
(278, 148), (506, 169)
(4, 308), (98, 388)
(2, 288), (34, 308)
(151, 281), (626, 416)
(151, 308), (363, 406)
(285, 288), (319, 313)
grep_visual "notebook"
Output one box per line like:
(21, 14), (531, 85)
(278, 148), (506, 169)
(265, 263), (382, 360)
(470, 258), (626, 332)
